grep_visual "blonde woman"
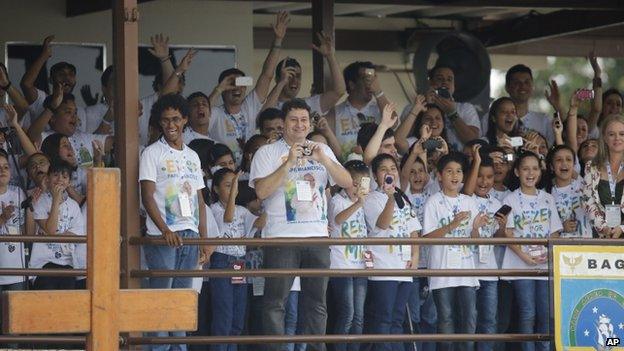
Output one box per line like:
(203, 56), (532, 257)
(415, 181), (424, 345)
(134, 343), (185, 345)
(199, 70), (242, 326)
(582, 114), (624, 238)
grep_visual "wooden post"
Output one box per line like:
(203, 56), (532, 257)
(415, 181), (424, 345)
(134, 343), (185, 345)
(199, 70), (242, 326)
(311, 0), (334, 95)
(113, 0), (141, 291)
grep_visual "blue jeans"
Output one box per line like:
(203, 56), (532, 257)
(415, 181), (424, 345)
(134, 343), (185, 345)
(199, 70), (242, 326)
(476, 281), (498, 351)
(284, 291), (306, 351)
(363, 280), (413, 351)
(329, 277), (367, 351)
(143, 229), (200, 351)
(405, 278), (437, 351)
(210, 252), (248, 351)
(432, 286), (477, 351)
(512, 280), (550, 351)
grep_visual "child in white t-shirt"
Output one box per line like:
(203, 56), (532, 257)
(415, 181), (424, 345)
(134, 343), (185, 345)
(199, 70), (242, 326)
(209, 168), (263, 350)
(31, 161), (85, 290)
(546, 145), (591, 237)
(328, 160), (370, 351)
(463, 146), (511, 351)
(502, 151), (562, 351)
(362, 153), (421, 350)
(423, 152), (482, 351)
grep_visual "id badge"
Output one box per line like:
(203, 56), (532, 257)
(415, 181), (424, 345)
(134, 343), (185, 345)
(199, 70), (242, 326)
(252, 277), (265, 296)
(296, 180), (313, 201)
(478, 245), (492, 264)
(605, 204), (621, 227)
(401, 245), (411, 262)
(363, 250), (374, 269)
(527, 245), (546, 258)
(447, 246), (461, 269)
(178, 192), (193, 217)
(231, 260), (246, 284)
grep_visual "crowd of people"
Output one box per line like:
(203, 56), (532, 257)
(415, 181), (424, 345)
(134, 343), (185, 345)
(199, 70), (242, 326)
(0, 10), (623, 351)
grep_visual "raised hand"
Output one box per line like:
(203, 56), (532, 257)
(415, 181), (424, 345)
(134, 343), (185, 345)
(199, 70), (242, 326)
(50, 82), (64, 111)
(570, 89), (581, 109)
(311, 31), (334, 57)
(92, 140), (104, 166)
(80, 85), (99, 107)
(0, 202), (15, 224)
(272, 11), (290, 40)
(0, 65), (9, 87)
(410, 94), (426, 116)
(3, 104), (19, 127)
(148, 33), (170, 59)
(380, 102), (398, 129)
(42, 35), (55, 59)
(178, 49), (197, 72)
(472, 212), (488, 230)
(472, 144), (482, 164)
(315, 116), (330, 132)
(218, 75), (237, 92)
(419, 123), (432, 141)
(552, 114), (563, 136)
(279, 62), (297, 84)
(545, 80), (562, 111)
(588, 51), (601, 78)
(450, 211), (471, 228)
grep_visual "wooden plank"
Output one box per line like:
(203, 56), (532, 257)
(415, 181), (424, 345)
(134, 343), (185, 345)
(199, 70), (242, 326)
(2, 289), (197, 335)
(2, 291), (90, 334)
(119, 289), (198, 332)
(312, 0), (334, 94)
(87, 168), (121, 351)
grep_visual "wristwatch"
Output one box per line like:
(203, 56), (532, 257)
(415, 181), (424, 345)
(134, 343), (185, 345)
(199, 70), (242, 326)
(447, 110), (459, 122)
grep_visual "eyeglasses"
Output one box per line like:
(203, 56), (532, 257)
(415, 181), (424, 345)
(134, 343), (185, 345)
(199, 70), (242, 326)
(159, 117), (185, 126)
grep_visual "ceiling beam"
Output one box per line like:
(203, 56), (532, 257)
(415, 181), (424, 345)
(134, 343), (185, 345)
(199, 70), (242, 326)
(243, 0), (624, 11)
(66, 0), (155, 17)
(472, 10), (624, 49)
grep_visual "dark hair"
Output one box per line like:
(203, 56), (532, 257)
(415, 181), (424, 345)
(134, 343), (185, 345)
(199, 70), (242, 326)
(505, 151), (542, 191)
(505, 64), (532, 87)
(281, 98), (310, 116)
(258, 108), (286, 128)
(48, 159), (74, 177)
(602, 88), (623, 104)
(411, 104), (447, 140)
(399, 152), (427, 172)
(50, 62), (76, 77)
(371, 153), (397, 176)
(211, 167), (236, 202)
(486, 97), (520, 146)
(436, 152), (466, 173)
(149, 93), (189, 133)
(427, 64), (454, 80)
(0, 149), (8, 163)
(344, 160), (370, 177)
(343, 61), (375, 94)
(306, 131), (326, 141)
(188, 139), (214, 172)
(41, 133), (69, 162)
(465, 139), (489, 150)
(44, 93), (75, 112)
(218, 68), (246, 84)
(187, 91), (209, 104)
(209, 143), (234, 167)
(101, 65), (114, 87)
(240, 134), (267, 173)
(357, 122), (394, 150)
(275, 58), (301, 81)
(544, 145), (576, 192)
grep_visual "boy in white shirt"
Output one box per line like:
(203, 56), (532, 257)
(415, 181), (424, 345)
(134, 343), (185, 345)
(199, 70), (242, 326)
(139, 94), (208, 351)
(423, 153), (483, 351)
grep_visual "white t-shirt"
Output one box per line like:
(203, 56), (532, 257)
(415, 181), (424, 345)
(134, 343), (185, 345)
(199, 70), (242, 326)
(472, 195), (502, 281)
(209, 202), (258, 258)
(183, 128), (213, 145)
(31, 192), (85, 269)
(363, 190), (421, 282)
(405, 185), (434, 268)
(550, 178), (591, 238)
(139, 93), (159, 147)
(328, 191), (367, 269)
(42, 131), (108, 169)
(489, 187), (510, 203)
(0, 186), (27, 285)
(84, 102), (110, 134)
(139, 138), (205, 235)
(501, 189), (563, 280)
(333, 99), (380, 160)
(423, 192), (480, 290)
(209, 91), (262, 163)
(519, 111), (554, 147)
(249, 139), (338, 238)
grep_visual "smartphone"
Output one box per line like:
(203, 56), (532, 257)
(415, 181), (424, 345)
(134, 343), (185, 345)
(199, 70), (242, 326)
(359, 177), (371, 194)
(576, 88), (594, 100)
(423, 139), (442, 152)
(510, 136), (523, 148)
(495, 205), (512, 216)
(364, 68), (375, 76)
(505, 153), (514, 162)
(235, 76), (254, 87)
(435, 87), (451, 99)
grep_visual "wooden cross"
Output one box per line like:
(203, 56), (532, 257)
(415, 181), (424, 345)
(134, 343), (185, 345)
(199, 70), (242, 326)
(1, 168), (198, 350)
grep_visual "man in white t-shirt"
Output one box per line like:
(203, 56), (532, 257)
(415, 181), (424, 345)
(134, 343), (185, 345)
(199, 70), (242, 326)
(139, 93), (208, 351)
(500, 64), (556, 146)
(328, 61), (390, 160)
(249, 99), (351, 351)
(425, 65), (480, 152)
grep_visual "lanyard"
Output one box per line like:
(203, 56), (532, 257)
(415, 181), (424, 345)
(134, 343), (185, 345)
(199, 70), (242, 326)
(606, 162), (623, 204)
(225, 111), (247, 140)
